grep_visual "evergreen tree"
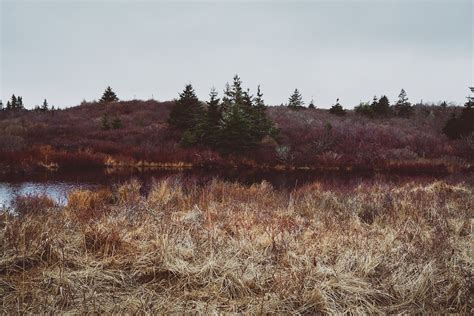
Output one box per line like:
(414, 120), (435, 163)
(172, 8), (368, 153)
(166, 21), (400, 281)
(229, 75), (244, 105)
(218, 102), (255, 153)
(111, 116), (123, 129)
(100, 86), (119, 103)
(288, 89), (304, 109)
(374, 95), (391, 117)
(394, 88), (413, 118)
(354, 101), (374, 117)
(242, 88), (253, 111)
(10, 95), (17, 110)
(168, 84), (203, 130)
(308, 99), (316, 109)
(217, 76), (274, 153)
(329, 98), (346, 116)
(41, 99), (49, 112)
(442, 113), (460, 139)
(6, 101), (12, 110)
(252, 85), (274, 138)
(0, 100), (3, 110)
(17, 96), (23, 109)
(199, 87), (222, 146)
(442, 88), (474, 139)
(100, 113), (110, 130)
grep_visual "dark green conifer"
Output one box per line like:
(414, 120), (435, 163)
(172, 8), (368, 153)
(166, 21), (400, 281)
(168, 84), (203, 130)
(100, 86), (119, 103)
(329, 98), (346, 116)
(288, 89), (304, 109)
(112, 116), (122, 129)
(100, 113), (110, 130)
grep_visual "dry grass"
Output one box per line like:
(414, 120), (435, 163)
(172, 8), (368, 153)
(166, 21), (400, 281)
(1, 178), (472, 313)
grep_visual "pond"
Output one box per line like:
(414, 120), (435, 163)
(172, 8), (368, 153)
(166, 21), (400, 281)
(0, 168), (470, 209)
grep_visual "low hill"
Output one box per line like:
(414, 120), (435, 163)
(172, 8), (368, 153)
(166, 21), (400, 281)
(0, 100), (472, 173)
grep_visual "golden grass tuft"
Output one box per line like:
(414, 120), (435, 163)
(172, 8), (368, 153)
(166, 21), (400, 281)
(0, 179), (472, 313)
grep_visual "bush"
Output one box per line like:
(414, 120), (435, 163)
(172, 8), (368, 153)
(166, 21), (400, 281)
(329, 103), (346, 116)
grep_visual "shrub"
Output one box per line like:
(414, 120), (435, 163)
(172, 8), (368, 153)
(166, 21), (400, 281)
(329, 101), (346, 116)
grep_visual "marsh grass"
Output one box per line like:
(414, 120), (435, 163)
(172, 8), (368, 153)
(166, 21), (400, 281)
(0, 179), (472, 313)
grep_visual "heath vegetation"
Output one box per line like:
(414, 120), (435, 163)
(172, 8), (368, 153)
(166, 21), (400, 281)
(1, 79), (473, 173)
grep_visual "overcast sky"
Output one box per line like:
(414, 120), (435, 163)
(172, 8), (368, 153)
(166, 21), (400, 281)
(1, 0), (473, 109)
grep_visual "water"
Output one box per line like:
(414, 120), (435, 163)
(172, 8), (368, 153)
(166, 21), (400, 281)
(0, 168), (470, 209)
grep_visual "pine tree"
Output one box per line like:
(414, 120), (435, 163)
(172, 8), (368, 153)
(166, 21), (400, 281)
(395, 88), (413, 118)
(0, 100), (3, 110)
(308, 99), (316, 109)
(374, 95), (391, 117)
(230, 75), (244, 105)
(168, 84), (203, 130)
(288, 89), (304, 109)
(218, 102), (255, 153)
(442, 88), (474, 139)
(100, 86), (119, 103)
(100, 113), (110, 130)
(17, 96), (23, 109)
(41, 99), (49, 112)
(217, 76), (274, 153)
(198, 87), (222, 146)
(242, 88), (253, 111)
(252, 85), (274, 138)
(398, 89), (408, 104)
(6, 101), (11, 110)
(10, 95), (17, 110)
(329, 98), (346, 116)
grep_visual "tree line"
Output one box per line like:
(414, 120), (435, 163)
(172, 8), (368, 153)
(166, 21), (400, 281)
(168, 75), (276, 153)
(3, 82), (473, 146)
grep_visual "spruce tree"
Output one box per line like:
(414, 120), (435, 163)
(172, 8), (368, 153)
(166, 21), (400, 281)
(6, 101), (12, 110)
(308, 99), (316, 109)
(288, 89), (304, 109)
(217, 76), (273, 153)
(374, 95), (391, 117)
(168, 84), (203, 130)
(242, 88), (253, 111)
(329, 98), (346, 116)
(100, 86), (119, 103)
(218, 102), (254, 153)
(100, 113), (110, 130)
(17, 96), (23, 109)
(395, 88), (413, 118)
(442, 88), (474, 139)
(10, 95), (17, 110)
(201, 88), (222, 146)
(111, 116), (123, 129)
(252, 85), (274, 138)
(41, 99), (49, 112)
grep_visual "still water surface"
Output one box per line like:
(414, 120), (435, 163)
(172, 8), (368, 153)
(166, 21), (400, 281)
(0, 168), (468, 209)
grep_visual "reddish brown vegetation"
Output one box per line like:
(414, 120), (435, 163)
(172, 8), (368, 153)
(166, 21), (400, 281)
(0, 100), (471, 173)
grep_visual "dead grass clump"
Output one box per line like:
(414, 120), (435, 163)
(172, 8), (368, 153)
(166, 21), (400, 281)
(116, 179), (141, 206)
(1, 178), (472, 313)
(83, 223), (124, 257)
(147, 177), (187, 211)
(66, 188), (113, 221)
